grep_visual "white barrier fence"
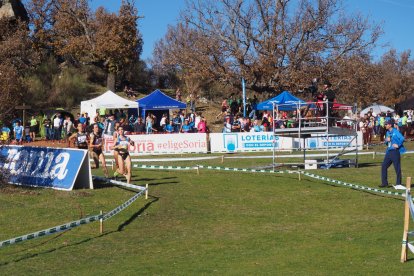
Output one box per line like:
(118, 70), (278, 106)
(209, 132), (293, 153)
(102, 132), (362, 156)
(103, 133), (208, 155)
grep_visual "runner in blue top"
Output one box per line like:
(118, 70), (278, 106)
(380, 119), (406, 187)
(13, 121), (24, 145)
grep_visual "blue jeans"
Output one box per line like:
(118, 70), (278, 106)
(381, 149), (401, 185)
(53, 127), (61, 140)
(45, 127), (52, 140)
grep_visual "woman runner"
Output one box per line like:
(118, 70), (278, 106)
(89, 124), (109, 178)
(111, 126), (134, 183)
(69, 124), (88, 149)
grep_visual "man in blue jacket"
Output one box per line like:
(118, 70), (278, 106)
(379, 119), (406, 187)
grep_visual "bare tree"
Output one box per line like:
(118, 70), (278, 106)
(153, 0), (382, 96)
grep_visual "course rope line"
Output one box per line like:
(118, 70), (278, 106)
(133, 163), (406, 198)
(133, 164), (285, 174)
(92, 176), (146, 221)
(300, 171), (405, 198)
(0, 176), (147, 248)
(0, 213), (103, 248)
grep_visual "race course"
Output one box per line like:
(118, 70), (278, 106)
(1, 144), (414, 274)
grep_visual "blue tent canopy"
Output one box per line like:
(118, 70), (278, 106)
(136, 89), (186, 117)
(257, 91), (308, 111)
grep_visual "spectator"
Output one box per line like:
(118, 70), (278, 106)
(216, 98), (229, 119)
(231, 115), (241, 132)
(181, 119), (192, 133)
(63, 116), (73, 147)
(13, 121), (24, 145)
(165, 120), (174, 133)
(146, 115), (157, 134)
(43, 116), (52, 140)
(24, 122), (31, 142)
(134, 117), (145, 133)
(1, 123), (10, 144)
(223, 117), (232, 133)
(242, 118), (252, 132)
(252, 120), (264, 132)
(104, 114), (116, 136)
(194, 112), (201, 132)
(53, 113), (62, 142)
(379, 119), (406, 188)
(85, 112), (90, 126)
(172, 113), (181, 133)
(29, 115), (38, 142)
(160, 113), (168, 131)
(197, 117), (207, 133)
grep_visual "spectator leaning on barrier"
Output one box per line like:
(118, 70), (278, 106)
(165, 120), (174, 133)
(104, 114), (116, 136)
(197, 116), (207, 133)
(181, 119), (192, 133)
(134, 116), (145, 133)
(223, 117), (232, 133)
(379, 119), (406, 188)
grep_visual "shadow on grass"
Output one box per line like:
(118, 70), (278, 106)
(0, 196), (159, 267)
(117, 195), (159, 231)
(357, 162), (381, 168)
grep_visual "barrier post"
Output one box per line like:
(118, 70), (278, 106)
(221, 155), (224, 163)
(373, 152), (376, 159)
(298, 169), (301, 181)
(145, 184), (148, 200)
(196, 166), (200, 175)
(401, 177), (412, 263)
(100, 210), (103, 234)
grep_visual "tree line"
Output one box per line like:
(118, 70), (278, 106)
(152, 0), (414, 108)
(1, 0), (413, 123)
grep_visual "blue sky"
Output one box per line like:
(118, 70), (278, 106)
(91, 0), (414, 61)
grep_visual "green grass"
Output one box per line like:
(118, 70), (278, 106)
(1, 143), (414, 275)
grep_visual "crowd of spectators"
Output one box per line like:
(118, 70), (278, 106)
(0, 107), (211, 146)
(357, 109), (413, 146)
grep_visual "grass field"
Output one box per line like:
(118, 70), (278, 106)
(1, 143), (414, 275)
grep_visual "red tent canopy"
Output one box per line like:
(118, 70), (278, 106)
(333, 100), (352, 110)
(306, 99), (351, 110)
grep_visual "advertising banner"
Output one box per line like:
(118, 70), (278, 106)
(209, 132), (293, 153)
(301, 131), (362, 150)
(0, 146), (92, 191)
(103, 133), (208, 156)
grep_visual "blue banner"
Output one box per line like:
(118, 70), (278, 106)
(0, 146), (90, 191)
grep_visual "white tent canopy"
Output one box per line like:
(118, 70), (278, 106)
(80, 90), (139, 122)
(360, 104), (394, 116)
